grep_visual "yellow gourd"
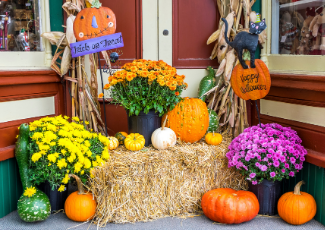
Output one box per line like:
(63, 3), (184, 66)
(124, 133), (145, 151)
(205, 132), (222, 145)
(107, 137), (119, 150)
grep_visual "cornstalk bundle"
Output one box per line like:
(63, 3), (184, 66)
(205, 0), (266, 137)
(89, 133), (247, 225)
(41, 0), (107, 134)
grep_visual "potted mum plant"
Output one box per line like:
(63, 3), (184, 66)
(104, 59), (187, 146)
(226, 123), (307, 215)
(27, 115), (110, 211)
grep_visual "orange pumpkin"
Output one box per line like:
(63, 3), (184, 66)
(231, 59), (271, 100)
(202, 188), (259, 224)
(278, 181), (317, 225)
(205, 132), (222, 145)
(162, 97), (209, 143)
(64, 174), (97, 222)
(73, 7), (116, 41)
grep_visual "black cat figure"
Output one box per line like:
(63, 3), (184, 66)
(222, 18), (267, 69)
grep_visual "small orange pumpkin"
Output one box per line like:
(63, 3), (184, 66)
(64, 174), (97, 222)
(73, 6), (116, 41)
(278, 181), (317, 225)
(162, 97), (209, 143)
(202, 188), (259, 224)
(231, 59), (271, 100)
(205, 132), (222, 145)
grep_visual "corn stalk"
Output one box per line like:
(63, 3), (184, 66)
(205, 0), (265, 137)
(41, 0), (106, 134)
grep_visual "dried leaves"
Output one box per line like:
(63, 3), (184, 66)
(89, 136), (247, 225)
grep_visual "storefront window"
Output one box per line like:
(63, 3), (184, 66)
(271, 0), (325, 55)
(0, 0), (42, 51)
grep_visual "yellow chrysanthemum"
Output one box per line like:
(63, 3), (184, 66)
(72, 117), (80, 122)
(58, 185), (65, 192)
(47, 154), (57, 163)
(31, 132), (43, 140)
(61, 174), (70, 184)
(31, 152), (42, 162)
(24, 186), (36, 197)
(57, 158), (67, 169)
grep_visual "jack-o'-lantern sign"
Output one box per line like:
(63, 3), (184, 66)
(73, 4), (116, 42)
(231, 60), (271, 100)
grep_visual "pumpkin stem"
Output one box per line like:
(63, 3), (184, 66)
(69, 174), (86, 195)
(293, 181), (305, 195)
(162, 115), (168, 130)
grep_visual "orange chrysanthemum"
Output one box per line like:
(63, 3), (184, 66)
(175, 92), (180, 96)
(98, 93), (104, 98)
(104, 84), (111, 90)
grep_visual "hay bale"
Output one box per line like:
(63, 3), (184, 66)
(89, 133), (247, 226)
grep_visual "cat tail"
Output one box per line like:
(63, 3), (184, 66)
(221, 18), (232, 46)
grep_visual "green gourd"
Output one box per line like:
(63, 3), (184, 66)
(16, 124), (51, 222)
(207, 109), (219, 133)
(198, 66), (216, 101)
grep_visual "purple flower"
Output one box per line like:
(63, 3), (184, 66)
(255, 162), (260, 167)
(250, 173), (256, 178)
(281, 169), (286, 173)
(252, 181), (258, 185)
(290, 157), (296, 164)
(270, 172), (276, 178)
(285, 163), (289, 169)
(289, 171), (295, 177)
(280, 156), (286, 163)
(300, 156), (305, 161)
(261, 165), (268, 172)
(273, 161), (280, 167)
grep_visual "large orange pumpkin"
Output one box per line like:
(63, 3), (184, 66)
(278, 181), (317, 225)
(202, 188), (259, 224)
(162, 97), (209, 143)
(73, 7), (116, 41)
(64, 174), (97, 222)
(231, 59), (271, 100)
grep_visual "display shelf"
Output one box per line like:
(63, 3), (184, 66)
(280, 0), (325, 11)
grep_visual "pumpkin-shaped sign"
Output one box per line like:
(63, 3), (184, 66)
(231, 59), (271, 100)
(73, 5), (116, 41)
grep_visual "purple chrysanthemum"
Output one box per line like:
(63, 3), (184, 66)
(270, 172), (276, 178)
(249, 173), (256, 178)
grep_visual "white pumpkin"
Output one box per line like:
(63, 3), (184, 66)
(151, 115), (177, 150)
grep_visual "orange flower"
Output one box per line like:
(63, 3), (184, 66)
(166, 81), (173, 87)
(126, 72), (134, 81)
(169, 86), (176, 91)
(111, 79), (118, 85)
(130, 66), (138, 73)
(184, 82), (188, 89)
(98, 93), (104, 98)
(148, 74), (156, 81)
(141, 70), (149, 78)
(175, 92), (180, 96)
(108, 76), (113, 82)
(158, 80), (165, 87)
(104, 84), (111, 90)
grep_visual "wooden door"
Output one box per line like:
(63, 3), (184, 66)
(143, 0), (220, 97)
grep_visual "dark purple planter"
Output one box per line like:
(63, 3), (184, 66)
(128, 110), (161, 146)
(37, 181), (68, 212)
(248, 179), (282, 216)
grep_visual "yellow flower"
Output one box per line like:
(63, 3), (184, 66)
(90, 168), (95, 178)
(39, 144), (50, 151)
(61, 149), (67, 155)
(50, 142), (56, 146)
(31, 152), (42, 162)
(31, 132), (43, 140)
(47, 154), (57, 163)
(64, 116), (69, 120)
(74, 162), (83, 173)
(57, 159), (67, 169)
(62, 174), (70, 184)
(58, 185), (65, 192)
(101, 148), (110, 160)
(72, 117), (80, 122)
(81, 170), (84, 175)
(48, 163), (52, 166)
(24, 186), (37, 197)
(84, 158), (91, 169)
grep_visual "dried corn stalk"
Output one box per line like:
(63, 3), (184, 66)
(205, 1), (266, 137)
(42, 0), (105, 134)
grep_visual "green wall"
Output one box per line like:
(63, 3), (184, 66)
(0, 158), (23, 218)
(282, 162), (325, 225)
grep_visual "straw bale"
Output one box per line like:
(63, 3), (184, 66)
(89, 133), (247, 226)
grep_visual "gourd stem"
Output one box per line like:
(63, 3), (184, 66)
(69, 174), (85, 194)
(294, 180), (305, 195)
(162, 115), (168, 130)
